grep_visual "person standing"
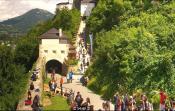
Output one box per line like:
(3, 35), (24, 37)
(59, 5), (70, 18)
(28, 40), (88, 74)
(31, 94), (40, 111)
(67, 73), (70, 83)
(60, 76), (64, 96)
(102, 100), (110, 111)
(123, 94), (129, 111)
(82, 97), (91, 110)
(114, 93), (119, 111)
(160, 90), (167, 111)
(30, 82), (34, 90)
(69, 70), (74, 83)
(117, 97), (122, 111)
(27, 90), (32, 101)
(75, 92), (83, 107)
(51, 69), (55, 80)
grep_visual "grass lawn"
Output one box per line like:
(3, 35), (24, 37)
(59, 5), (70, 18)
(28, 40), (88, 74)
(43, 95), (70, 110)
(44, 77), (51, 84)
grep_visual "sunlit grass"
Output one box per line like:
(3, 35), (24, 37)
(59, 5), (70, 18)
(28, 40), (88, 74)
(43, 95), (70, 110)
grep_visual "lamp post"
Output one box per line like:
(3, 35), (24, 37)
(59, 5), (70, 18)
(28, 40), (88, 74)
(89, 33), (93, 57)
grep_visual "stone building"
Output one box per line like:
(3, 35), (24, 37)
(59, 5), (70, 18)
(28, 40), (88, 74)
(39, 28), (75, 75)
(56, 0), (74, 10)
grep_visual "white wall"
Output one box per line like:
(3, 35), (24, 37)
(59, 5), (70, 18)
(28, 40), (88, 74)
(39, 39), (69, 63)
(81, 3), (95, 17)
(68, 0), (73, 4)
(42, 39), (59, 45)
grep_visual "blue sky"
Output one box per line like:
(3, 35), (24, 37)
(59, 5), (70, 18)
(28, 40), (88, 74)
(0, 0), (67, 21)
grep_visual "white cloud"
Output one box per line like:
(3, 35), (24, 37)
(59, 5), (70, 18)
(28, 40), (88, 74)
(0, 0), (65, 21)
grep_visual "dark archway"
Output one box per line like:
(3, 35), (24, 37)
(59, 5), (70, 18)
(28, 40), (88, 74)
(46, 60), (62, 74)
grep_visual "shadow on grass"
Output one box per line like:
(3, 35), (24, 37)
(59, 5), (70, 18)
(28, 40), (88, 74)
(43, 92), (70, 110)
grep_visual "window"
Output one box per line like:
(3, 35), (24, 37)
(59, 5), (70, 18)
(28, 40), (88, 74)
(53, 50), (56, 54)
(61, 50), (65, 54)
(44, 50), (48, 53)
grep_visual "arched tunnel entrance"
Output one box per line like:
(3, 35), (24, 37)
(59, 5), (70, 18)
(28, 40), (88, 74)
(46, 60), (62, 74)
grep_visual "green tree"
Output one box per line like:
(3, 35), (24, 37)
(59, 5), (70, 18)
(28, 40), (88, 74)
(86, 0), (175, 101)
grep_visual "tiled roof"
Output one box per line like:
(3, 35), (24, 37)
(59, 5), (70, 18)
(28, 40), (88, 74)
(39, 28), (59, 39)
(81, 0), (96, 3)
(69, 45), (76, 50)
(39, 28), (68, 40)
(57, 2), (70, 5)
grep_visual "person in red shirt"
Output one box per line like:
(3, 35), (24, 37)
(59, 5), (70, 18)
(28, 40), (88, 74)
(160, 89), (167, 111)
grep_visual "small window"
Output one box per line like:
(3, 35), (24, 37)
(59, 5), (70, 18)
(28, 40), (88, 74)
(53, 50), (56, 54)
(61, 50), (65, 54)
(44, 50), (48, 53)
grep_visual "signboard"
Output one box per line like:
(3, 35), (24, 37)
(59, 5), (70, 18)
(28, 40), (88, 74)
(89, 33), (93, 56)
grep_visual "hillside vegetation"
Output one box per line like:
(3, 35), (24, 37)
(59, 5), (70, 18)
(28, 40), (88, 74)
(86, 0), (175, 101)
(0, 8), (80, 110)
(0, 8), (54, 39)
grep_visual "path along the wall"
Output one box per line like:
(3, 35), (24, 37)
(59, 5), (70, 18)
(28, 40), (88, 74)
(17, 57), (43, 110)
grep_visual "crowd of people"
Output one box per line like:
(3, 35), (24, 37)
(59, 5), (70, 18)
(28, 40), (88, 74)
(112, 93), (153, 111)
(68, 91), (94, 111)
(100, 90), (175, 111)
(48, 71), (64, 96)
(45, 68), (175, 111)
(24, 68), (41, 111)
(77, 38), (90, 74)
(27, 67), (175, 111)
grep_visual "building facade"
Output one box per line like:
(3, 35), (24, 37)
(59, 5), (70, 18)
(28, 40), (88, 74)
(56, 0), (73, 10)
(80, 0), (96, 17)
(39, 28), (74, 75)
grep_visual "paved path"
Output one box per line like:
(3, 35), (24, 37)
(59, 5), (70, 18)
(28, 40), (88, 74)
(63, 75), (114, 110)
(75, 20), (90, 74)
(75, 20), (86, 48)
